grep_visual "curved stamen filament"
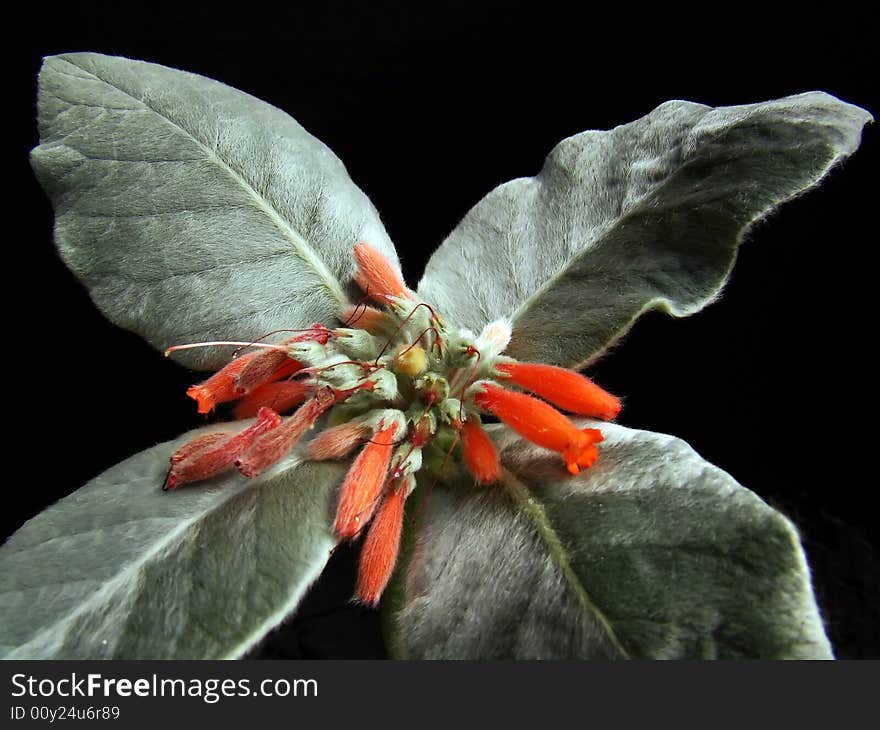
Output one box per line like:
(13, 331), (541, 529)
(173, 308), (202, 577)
(165, 341), (289, 356)
(397, 327), (442, 359)
(341, 289), (371, 327)
(304, 361), (379, 391)
(230, 326), (333, 358)
(307, 360), (377, 377)
(375, 302), (441, 363)
(456, 346), (482, 403)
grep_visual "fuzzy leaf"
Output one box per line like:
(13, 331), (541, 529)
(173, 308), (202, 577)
(0, 429), (346, 659)
(32, 52), (398, 370)
(418, 93), (871, 367)
(384, 422), (832, 659)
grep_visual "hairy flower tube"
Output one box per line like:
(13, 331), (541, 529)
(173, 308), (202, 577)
(166, 242), (621, 605)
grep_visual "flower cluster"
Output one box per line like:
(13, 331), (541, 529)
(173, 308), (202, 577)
(165, 243), (621, 604)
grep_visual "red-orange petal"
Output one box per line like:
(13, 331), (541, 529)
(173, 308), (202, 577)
(473, 383), (576, 454)
(233, 380), (310, 419)
(562, 429), (604, 475)
(308, 419), (369, 460)
(165, 407), (282, 489)
(473, 383), (603, 474)
(333, 423), (398, 539)
(495, 361), (621, 420)
(235, 392), (335, 478)
(353, 242), (411, 301)
(461, 418), (499, 484)
(169, 431), (230, 465)
(355, 484), (406, 606)
(233, 349), (303, 396)
(186, 353), (257, 414)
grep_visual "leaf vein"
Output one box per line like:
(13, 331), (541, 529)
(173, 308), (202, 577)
(499, 467), (631, 658)
(86, 250), (293, 284)
(56, 55), (349, 308)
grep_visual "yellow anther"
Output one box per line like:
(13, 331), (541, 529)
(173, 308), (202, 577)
(394, 344), (427, 376)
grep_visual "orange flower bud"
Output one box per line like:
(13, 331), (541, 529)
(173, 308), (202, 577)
(308, 419), (369, 460)
(461, 417), (499, 484)
(353, 242), (411, 302)
(169, 431), (230, 465)
(165, 407), (282, 489)
(333, 423), (398, 539)
(235, 391), (336, 478)
(355, 483), (406, 606)
(494, 361), (621, 420)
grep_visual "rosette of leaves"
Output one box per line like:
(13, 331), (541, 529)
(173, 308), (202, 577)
(1, 52), (871, 659)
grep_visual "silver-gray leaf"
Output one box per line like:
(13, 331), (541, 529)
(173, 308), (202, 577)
(32, 53), (399, 370)
(385, 422), (832, 659)
(417, 92), (871, 367)
(0, 429), (346, 659)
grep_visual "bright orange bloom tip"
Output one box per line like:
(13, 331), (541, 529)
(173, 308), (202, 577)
(474, 383), (605, 474)
(355, 484), (406, 606)
(495, 361), (621, 421)
(185, 355), (254, 413)
(461, 418), (499, 484)
(353, 242), (411, 302)
(333, 423), (398, 539)
(186, 385), (214, 415)
(562, 428), (604, 475)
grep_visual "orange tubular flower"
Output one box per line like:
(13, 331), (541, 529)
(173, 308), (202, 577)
(169, 431), (230, 465)
(185, 350), (302, 415)
(461, 417), (499, 484)
(233, 352), (303, 396)
(186, 353), (257, 414)
(308, 419), (370, 460)
(333, 423), (398, 539)
(233, 380), (310, 419)
(473, 382), (604, 475)
(353, 242), (412, 301)
(355, 483), (406, 606)
(235, 390), (336, 478)
(494, 361), (621, 420)
(165, 407), (282, 489)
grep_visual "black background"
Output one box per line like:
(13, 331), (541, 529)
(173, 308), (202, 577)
(6, 3), (878, 658)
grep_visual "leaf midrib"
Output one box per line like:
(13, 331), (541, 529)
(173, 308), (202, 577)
(499, 466), (630, 659)
(3, 454), (308, 658)
(56, 55), (349, 308)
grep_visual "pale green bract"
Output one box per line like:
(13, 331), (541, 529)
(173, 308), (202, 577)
(3, 52), (870, 659)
